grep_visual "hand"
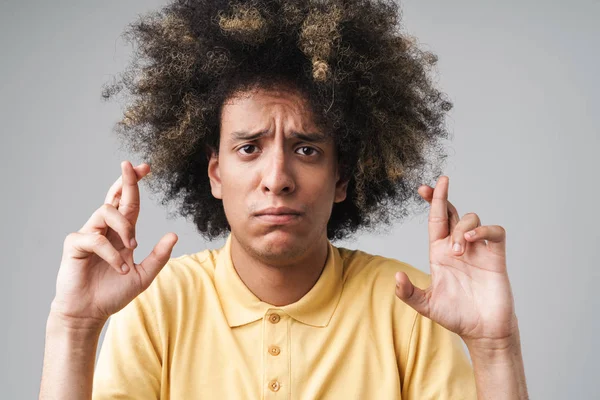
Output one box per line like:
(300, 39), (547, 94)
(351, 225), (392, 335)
(394, 176), (518, 347)
(51, 161), (178, 330)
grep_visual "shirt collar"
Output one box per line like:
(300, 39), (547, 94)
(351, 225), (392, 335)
(214, 232), (343, 328)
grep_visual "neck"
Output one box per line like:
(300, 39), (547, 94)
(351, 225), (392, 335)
(230, 233), (329, 306)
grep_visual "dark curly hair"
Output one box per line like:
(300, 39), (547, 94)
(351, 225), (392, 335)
(102, 0), (453, 242)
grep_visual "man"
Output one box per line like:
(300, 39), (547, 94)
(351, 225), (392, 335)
(40, 0), (528, 398)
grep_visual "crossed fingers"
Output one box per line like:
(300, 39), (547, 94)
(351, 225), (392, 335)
(418, 177), (506, 257)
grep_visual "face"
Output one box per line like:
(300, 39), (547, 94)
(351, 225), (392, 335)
(207, 86), (348, 263)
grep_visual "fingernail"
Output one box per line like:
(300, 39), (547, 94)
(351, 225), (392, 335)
(466, 230), (476, 238)
(121, 263), (130, 273)
(130, 238), (138, 248)
(453, 243), (462, 253)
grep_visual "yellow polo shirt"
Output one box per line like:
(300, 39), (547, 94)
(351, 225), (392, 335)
(92, 233), (476, 399)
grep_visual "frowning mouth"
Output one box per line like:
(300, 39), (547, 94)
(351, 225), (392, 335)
(254, 214), (301, 224)
(254, 206), (302, 216)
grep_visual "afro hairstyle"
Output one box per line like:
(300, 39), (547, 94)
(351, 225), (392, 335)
(101, 0), (453, 242)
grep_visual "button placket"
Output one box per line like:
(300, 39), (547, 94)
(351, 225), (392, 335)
(263, 309), (290, 399)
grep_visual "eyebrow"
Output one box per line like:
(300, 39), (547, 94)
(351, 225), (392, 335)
(229, 129), (328, 143)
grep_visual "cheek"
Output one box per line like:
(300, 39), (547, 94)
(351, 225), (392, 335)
(305, 178), (337, 207)
(218, 167), (250, 212)
(221, 183), (250, 209)
(220, 162), (253, 193)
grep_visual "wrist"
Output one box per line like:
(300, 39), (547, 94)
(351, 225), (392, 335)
(465, 326), (523, 365)
(465, 323), (529, 399)
(47, 309), (106, 341)
(41, 309), (103, 400)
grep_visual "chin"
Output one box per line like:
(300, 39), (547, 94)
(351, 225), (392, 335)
(255, 230), (307, 259)
(260, 229), (300, 246)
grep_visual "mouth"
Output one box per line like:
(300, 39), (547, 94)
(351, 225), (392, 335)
(254, 213), (301, 224)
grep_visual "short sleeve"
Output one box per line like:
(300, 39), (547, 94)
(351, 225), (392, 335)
(92, 294), (163, 399)
(401, 311), (477, 400)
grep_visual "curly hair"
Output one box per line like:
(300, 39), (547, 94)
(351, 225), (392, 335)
(102, 0), (453, 242)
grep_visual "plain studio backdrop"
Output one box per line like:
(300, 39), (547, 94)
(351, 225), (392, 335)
(1, 0), (598, 398)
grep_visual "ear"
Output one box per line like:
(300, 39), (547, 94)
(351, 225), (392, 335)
(334, 166), (349, 203)
(207, 148), (223, 200)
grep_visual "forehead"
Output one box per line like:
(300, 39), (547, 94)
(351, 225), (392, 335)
(220, 87), (321, 138)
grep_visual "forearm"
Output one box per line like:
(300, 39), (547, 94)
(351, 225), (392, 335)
(466, 326), (529, 400)
(39, 312), (105, 400)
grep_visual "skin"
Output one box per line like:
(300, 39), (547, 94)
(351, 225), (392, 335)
(207, 87), (348, 306)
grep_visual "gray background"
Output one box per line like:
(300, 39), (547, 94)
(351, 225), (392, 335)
(1, 0), (598, 398)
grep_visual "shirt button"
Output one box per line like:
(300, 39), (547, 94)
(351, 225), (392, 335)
(268, 313), (281, 324)
(268, 345), (281, 356)
(269, 380), (281, 392)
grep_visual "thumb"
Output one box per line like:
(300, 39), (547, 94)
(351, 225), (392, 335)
(138, 233), (178, 290)
(395, 271), (430, 318)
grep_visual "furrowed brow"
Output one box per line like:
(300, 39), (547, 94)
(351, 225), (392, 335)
(290, 131), (328, 143)
(229, 130), (328, 143)
(230, 129), (270, 142)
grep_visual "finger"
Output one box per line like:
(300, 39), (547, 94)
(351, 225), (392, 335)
(427, 176), (450, 243)
(118, 161), (142, 226)
(418, 184), (460, 234)
(79, 204), (137, 250)
(104, 163), (150, 207)
(136, 233), (178, 290)
(394, 271), (430, 318)
(450, 212), (481, 255)
(464, 225), (507, 256)
(64, 232), (131, 275)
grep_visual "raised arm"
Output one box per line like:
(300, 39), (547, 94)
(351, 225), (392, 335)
(395, 176), (529, 399)
(39, 161), (178, 400)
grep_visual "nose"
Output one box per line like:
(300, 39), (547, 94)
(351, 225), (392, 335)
(260, 147), (295, 196)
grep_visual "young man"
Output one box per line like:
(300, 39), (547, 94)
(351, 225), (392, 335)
(40, 0), (528, 398)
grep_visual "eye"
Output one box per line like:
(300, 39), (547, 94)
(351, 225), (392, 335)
(296, 146), (317, 156)
(238, 144), (258, 155)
